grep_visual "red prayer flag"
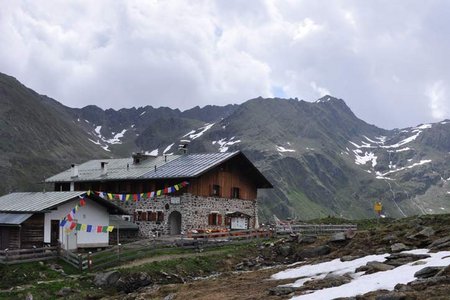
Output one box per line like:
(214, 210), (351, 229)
(97, 226), (102, 233)
(67, 213), (73, 222)
(133, 194), (138, 202)
(79, 198), (86, 206)
(69, 222), (76, 230)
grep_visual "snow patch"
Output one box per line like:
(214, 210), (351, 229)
(212, 137), (241, 152)
(354, 151), (377, 167)
(140, 111), (146, 116)
(277, 146), (296, 153)
(163, 143), (174, 154)
(189, 123), (214, 140)
(145, 149), (158, 156)
(272, 249), (450, 300)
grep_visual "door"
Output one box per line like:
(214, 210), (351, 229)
(168, 211), (182, 235)
(0, 228), (10, 250)
(50, 220), (60, 246)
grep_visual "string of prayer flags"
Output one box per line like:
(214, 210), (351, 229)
(59, 193), (114, 234)
(93, 181), (189, 202)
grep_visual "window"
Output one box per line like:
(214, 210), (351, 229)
(134, 210), (147, 221)
(231, 187), (240, 199)
(149, 211), (157, 222)
(211, 184), (221, 197)
(208, 213), (222, 225)
(157, 211), (164, 222)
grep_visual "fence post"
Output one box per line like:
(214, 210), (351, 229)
(117, 243), (121, 262)
(4, 249), (8, 262)
(57, 242), (61, 258)
(88, 252), (92, 272)
(78, 254), (83, 272)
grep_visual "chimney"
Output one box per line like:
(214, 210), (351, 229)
(71, 164), (79, 178)
(101, 161), (108, 176)
(178, 140), (190, 154)
(132, 152), (152, 164)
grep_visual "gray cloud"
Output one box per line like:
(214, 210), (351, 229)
(0, 0), (449, 129)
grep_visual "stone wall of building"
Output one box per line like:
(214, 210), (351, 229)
(113, 193), (257, 238)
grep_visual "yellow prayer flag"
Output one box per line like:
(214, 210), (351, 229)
(174, 184), (180, 191)
(81, 224), (87, 231)
(126, 194), (131, 201)
(87, 190), (91, 196)
(107, 193), (113, 200)
(107, 226), (114, 232)
(75, 205), (79, 211)
(157, 190), (162, 196)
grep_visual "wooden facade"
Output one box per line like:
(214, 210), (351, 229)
(0, 214), (44, 250)
(55, 154), (262, 201)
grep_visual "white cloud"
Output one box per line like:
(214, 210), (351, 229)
(0, 1), (450, 129)
(310, 81), (331, 97)
(426, 80), (448, 120)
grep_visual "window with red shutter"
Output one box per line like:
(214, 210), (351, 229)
(149, 211), (157, 222)
(157, 211), (164, 222)
(217, 214), (222, 225)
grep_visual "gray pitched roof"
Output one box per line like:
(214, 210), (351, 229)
(44, 151), (272, 188)
(0, 192), (127, 214)
(46, 156), (179, 183)
(109, 215), (139, 230)
(142, 152), (239, 179)
(0, 191), (86, 212)
(0, 213), (32, 225)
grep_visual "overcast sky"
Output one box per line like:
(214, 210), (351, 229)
(1, 1), (449, 129)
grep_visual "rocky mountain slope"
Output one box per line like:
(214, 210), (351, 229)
(2, 72), (450, 221)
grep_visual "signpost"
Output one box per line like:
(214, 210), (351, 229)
(374, 201), (383, 226)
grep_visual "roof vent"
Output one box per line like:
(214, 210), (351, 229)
(71, 164), (79, 178)
(178, 140), (190, 154)
(101, 161), (108, 176)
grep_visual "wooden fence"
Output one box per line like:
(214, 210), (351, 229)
(189, 229), (272, 240)
(0, 229), (273, 271)
(0, 246), (59, 264)
(275, 224), (357, 235)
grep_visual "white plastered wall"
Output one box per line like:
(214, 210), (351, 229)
(44, 198), (110, 250)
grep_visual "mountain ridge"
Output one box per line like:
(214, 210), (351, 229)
(2, 72), (450, 221)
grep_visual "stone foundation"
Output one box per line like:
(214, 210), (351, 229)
(114, 193), (257, 238)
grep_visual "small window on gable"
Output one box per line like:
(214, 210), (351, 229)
(211, 184), (221, 197)
(231, 187), (240, 199)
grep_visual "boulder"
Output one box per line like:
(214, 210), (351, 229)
(94, 270), (121, 287)
(390, 243), (409, 253)
(340, 255), (359, 262)
(329, 232), (346, 242)
(429, 235), (450, 249)
(298, 245), (331, 258)
(375, 292), (409, 300)
(365, 261), (395, 273)
(298, 235), (317, 244)
(115, 272), (152, 293)
(414, 266), (444, 279)
(277, 245), (292, 257)
(385, 253), (430, 267)
(268, 286), (299, 296)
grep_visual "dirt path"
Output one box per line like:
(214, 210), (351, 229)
(114, 248), (229, 269)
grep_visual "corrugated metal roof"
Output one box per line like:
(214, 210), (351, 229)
(141, 152), (240, 179)
(0, 192), (86, 212)
(45, 155), (179, 183)
(109, 215), (139, 230)
(0, 213), (32, 225)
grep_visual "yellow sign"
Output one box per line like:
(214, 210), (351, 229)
(374, 202), (382, 213)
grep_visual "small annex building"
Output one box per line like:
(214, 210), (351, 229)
(0, 192), (127, 250)
(45, 151), (272, 237)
